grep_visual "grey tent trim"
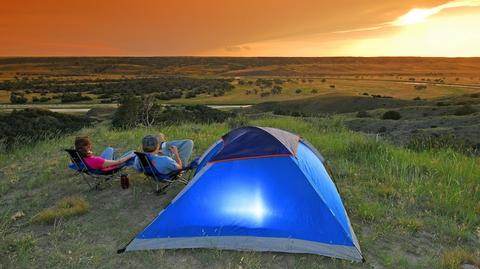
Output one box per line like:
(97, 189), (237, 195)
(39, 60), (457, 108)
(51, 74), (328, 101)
(258, 127), (300, 155)
(126, 236), (363, 262)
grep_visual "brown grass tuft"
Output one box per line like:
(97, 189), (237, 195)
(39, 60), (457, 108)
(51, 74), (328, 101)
(440, 248), (480, 269)
(397, 217), (423, 233)
(32, 196), (89, 224)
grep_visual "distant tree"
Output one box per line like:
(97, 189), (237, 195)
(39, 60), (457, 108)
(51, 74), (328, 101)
(61, 93), (92, 103)
(184, 91), (196, 99)
(39, 97), (50, 102)
(454, 105), (477, 116)
(112, 95), (143, 129)
(377, 126), (387, 133)
(271, 85), (282, 95)
(414, 85), (427, 90)
(382, 110), (401, 120)
(10, 92), (28, 104)
(260, 92), (271, 98)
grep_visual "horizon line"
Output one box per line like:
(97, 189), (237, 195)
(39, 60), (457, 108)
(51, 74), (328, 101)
(1, 55), (480, 58)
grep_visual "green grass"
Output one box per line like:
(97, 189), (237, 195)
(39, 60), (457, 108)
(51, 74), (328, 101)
(0, 116), (479, 268)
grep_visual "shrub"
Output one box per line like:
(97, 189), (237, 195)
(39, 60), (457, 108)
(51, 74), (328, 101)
(310, 89), (318, 94)
(377, 126), (387, 133)
(413, 96), (421, 101)
(407, 133), (466, 152)
(39, 96), (50, 102)
(470, 93), (480, 98)
(356, 111), (370, 118)
(329, 85), (335, 89)
(61, 93), (92, 103)
(260, 92), (270, 98)
(414, 85), (427, 90)
(295, 89), (302, 94)
(184, 91), (196, 99)
(382, 110), (401, 120)
(226, 115), (250, 129)
(10, 92), (28, 104)
(112, 95), (235, 129)
(32, 196), (90, 224)
(454, 105), (477, 116)
(0, 108), (91, 152)
(271, 85), (282, 95)
(362, 92), (369, 96)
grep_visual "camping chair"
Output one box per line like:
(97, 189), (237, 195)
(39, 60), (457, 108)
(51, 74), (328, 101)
(65, 149), (126, 190)
(134, 151), (197, 194)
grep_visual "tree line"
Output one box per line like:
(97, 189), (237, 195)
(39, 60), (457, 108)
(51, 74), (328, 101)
(0, 77), (234, 101)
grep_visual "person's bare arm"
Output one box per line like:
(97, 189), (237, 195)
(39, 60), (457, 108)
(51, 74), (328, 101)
(102, 155), (132, 168)
(170, 146), (183, 170)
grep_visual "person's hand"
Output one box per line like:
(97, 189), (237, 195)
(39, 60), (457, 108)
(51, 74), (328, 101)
(169, 146), (179, 155)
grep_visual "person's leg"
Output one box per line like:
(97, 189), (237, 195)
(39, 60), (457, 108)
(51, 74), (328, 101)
(164, 140), (194, 167)
(117, 150), (135, 166)
(100, 147), (115, 160)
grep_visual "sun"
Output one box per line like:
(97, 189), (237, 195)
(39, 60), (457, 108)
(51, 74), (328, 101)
(394, 8), (440, 26)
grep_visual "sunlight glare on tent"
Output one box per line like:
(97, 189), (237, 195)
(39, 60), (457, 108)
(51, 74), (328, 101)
(221, 188), (269, 226)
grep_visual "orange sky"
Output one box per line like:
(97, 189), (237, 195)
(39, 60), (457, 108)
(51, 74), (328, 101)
(1, 0), (479, 56)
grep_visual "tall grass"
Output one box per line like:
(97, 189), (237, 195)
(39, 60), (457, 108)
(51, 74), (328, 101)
(0, 116), (478, 268)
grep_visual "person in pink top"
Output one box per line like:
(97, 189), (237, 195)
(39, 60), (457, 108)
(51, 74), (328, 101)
(74, 136), (134, 172)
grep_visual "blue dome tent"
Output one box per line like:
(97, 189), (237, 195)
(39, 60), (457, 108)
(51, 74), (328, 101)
(123, 126), (363, 261)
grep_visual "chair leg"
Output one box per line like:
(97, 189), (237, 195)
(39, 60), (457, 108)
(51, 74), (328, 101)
(80, 173), (93, 189)
(177, 176), (189, 185)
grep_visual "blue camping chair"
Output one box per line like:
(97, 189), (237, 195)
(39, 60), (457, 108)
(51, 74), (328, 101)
(65, 149), (126, 190)
(134, 151), (197, 194)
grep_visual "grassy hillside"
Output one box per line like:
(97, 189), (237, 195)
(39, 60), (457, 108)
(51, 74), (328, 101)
(0, 117), (479, 268)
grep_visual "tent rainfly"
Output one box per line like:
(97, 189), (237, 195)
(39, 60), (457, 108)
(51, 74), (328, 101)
(120, 126), (364, 262)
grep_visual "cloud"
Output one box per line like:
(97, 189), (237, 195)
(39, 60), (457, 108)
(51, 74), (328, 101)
(393, 0), (480, 25)
(329, 0), (480, 34)
(224, 46), (252, 52)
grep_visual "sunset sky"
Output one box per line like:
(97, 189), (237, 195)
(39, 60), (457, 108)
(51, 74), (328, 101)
(1, 0), (479, 56)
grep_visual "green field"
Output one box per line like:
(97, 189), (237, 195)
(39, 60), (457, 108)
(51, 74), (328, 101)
(1, 57), (480, 107)
(1, 116), (479, 268)
(2, 78), (480, 106)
